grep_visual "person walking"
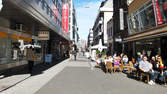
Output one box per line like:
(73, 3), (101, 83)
(69, 50), (72, 59)
(26, 46), (34, 75)
(73, 44), (77, 61)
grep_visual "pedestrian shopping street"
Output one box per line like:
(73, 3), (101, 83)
(1, 56), (167, 94)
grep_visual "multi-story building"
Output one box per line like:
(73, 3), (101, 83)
(68, 0), (79, 44)
(92, 0), (113, 47)
(125, 0), (167, 61)
(88, 28), (93, 47)
(0, 0), (70, 73)
(106, 0), (128, 55)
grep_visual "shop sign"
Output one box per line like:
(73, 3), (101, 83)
(38, 31), (50, 40)
(0, 0), (3, 11)
(115, 38), (122, 42)
(131, 14), (136, 29)
(120, 8), (124, 30)
(18, 40), (41, 51)
(45, 54), (52, 63)
(152, 0), (163, 24)
(62, 3), (69, 33)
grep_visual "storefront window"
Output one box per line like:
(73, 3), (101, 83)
(139, 2), (156, 30)
(129, 12), (140, 34)
(128, 1), (156, 34)
(0, 37), (7, 58)
(135, 38), (161, 58)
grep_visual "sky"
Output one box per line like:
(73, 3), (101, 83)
(73, 0), (104, 41)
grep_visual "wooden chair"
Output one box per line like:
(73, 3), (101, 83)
(128, 61), (137, 73)
(127, 61), (139, 78)
(140, 72), (150, 83)
(113, 65), (122, 72)
(164, 76), (167, 86)
(120, 60), (130, 71)
(105, 61), (113, 73)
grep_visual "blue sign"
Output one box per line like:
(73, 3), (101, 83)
(45, 54), (52, 63)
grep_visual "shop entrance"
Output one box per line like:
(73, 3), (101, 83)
(161, 36), (167, 62)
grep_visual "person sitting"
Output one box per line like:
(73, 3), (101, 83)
(104, 56), (110, 65)
(122, 55), (129, 66)
(114, 56), (121, 66)
(139, 56), (159, 85)
(137, 54), (143, 63)
(95, 57), (101, 68)
(156, 56), (167, 84)
(132, 57), (138, 68)
(109, 56), (114, 66)
(150, 56), (159, 72)
(159, 70), (167, 84)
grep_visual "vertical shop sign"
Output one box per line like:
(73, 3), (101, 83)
(152, 0), (163, 24)
(0, 0), (3, 11)
(120, 8), (124, 30)
(131, 14), (136, 29)
(62, 3), (69, 33)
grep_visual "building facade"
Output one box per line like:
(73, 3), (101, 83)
(88, 28), (93, 48)
(92, 0), (113, 47)
(0, 0), (70, 72)
(126, 0), (167, 61)
(68, 0), (79, 44)
(107, 0), (128, 55)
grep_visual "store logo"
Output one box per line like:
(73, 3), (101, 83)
(18, 40), (41, 51)
(0, 0), (2, 11)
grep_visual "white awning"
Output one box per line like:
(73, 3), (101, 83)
(91, 39), (107, 52)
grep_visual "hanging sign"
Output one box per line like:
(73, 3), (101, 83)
(120, 8), (124, 30)
(152, 0), (163, 24)
(62, 3), (69, 33)
(38, 31), (50, 40)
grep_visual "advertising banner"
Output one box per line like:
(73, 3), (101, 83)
(120, 8), (124, 30)
(45, 54), (52, 63)
(62, 3), (69, 33)
(152, 0), (163, 24)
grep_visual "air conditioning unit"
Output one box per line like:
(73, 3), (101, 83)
(16, 24), (23, 32)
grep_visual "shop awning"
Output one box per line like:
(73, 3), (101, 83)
(91, 39), (107, 52)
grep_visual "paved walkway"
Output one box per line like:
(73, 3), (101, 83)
(1, 56), (167, 94)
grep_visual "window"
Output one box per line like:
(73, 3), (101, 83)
(0, 37), (7, 58)
(128, 1), (156, 34)
(139, 3), (156, 30)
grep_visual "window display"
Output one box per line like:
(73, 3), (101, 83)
(128, 1), (156, 34)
